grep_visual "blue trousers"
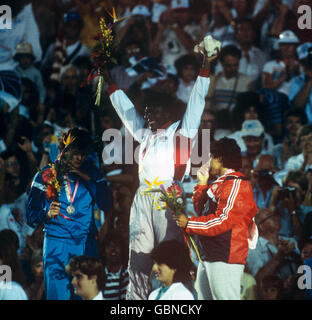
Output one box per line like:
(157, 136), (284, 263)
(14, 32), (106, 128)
(43, 234), (98, 300)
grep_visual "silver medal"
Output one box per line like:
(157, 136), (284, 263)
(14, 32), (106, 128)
(66, 205), (75, 214)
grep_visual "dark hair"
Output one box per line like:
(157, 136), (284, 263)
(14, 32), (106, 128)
(210, 137), (242, 170)
(0, 230), (26, 288)
(284, 170), (309, 193)
(231, 92), (263, 130)
(298, 238), (312, 252)
(0, 229), (19, 251)
(142, 89), (179, 120)
(284, 107), (308, 125)
(234, 17), (256, 33)
(219, 45), (242, 62)
(296, 124), (312, 146)
(151, 240), (194, 284)
(66, 255), (106, 291)
(261, 274), (283, 291)
(174, 54), (200, 78)
(100, 233), (127, 265)
(58, 127), (94, 155)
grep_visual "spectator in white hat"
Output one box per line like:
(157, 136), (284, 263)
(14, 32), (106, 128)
(289, 42), (312, 123)
(14, 43), (46, 106)
(262, 30), (300, 96)
(240, 119), (273, 167)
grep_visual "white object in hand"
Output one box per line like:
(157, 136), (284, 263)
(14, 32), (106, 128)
(194, 35), (221, 57)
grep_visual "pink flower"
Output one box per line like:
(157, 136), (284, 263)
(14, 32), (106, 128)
(167, 184), (183, 198)
(41, 168), (54, 184)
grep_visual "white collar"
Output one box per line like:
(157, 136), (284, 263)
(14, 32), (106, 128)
(92, 291), (104, 300)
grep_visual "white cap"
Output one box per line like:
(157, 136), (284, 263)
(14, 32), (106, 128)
(241, 120), (264, 137)
(131, 5), (151, 17)
(278, 30), (299, 44)
(171, 0), (190, 9)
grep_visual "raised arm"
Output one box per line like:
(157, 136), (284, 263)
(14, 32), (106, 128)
(102, 66), (145, 142)
(180, 40), (220, 139)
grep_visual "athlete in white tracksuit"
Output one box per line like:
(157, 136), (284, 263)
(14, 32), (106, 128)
(105, 55), (213, 299)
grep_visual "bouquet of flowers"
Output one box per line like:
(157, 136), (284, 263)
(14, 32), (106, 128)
(86, 8), (123, 106)
(143, 180), (202, 262)
(39, 133), (75, 202)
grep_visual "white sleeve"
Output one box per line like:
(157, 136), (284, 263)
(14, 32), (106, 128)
(109, 87), (145, 143)
(180, 73), (211, 139)
(24, 4), (42, 62)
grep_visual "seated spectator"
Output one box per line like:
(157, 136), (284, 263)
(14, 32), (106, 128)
(66, 255), (106, 300)
(270, 170), (311, 241)
(0, 150), (36, 205)
(262, 30), (300, 96)
(252, 154), (278, 210)
(284, 124), (312, 172)
(240, 120), (272, 167)
(256, 87), (290, 144)
(273, 107), (307, 169)
(234, 17), (266, 82)
(98, 233), (129, 300)
(289, 42), (312, 123)
(0, 1), (42, 71)
(174, 54), (200, 104)
(25, 249), (45, 300)
(148, 239), (195, 300)
(14, 43), (46, 106)
(228, 92), (274, 154)
(257, 274), (284, 300)
(215, 18), (266, 82)
(206, 45), (256, 115)
(246, 208), (299, 283)
(0, 229), (28, 300)
(41, 11), (90, 82)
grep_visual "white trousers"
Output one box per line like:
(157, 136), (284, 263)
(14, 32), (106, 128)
(195, 261), (244, 300)
(126, 186), (183, 300)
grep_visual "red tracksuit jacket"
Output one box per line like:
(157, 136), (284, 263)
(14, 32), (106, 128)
(186, 171), (258, 264)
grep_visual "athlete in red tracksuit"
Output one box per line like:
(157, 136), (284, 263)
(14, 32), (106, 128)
(176, 137), (258, 300)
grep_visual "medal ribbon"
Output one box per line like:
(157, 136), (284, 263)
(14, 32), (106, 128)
(65, 174), (79, 205)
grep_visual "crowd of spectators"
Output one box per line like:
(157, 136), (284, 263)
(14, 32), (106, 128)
(1, 0), (312, 300)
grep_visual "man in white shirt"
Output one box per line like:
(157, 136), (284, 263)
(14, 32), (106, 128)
(284, 124), (312, 172)
(41, 11), (89, 81)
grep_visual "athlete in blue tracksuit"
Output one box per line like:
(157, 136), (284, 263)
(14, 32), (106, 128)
(26, 128), (113, 300)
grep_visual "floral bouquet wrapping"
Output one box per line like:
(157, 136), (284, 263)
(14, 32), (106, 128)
(143, 179), (202, 262)
(86, 8), (123, 106)
(39, 134), (75, 203)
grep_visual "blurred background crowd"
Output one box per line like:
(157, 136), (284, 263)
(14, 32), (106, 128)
(1, 0), (312, 300)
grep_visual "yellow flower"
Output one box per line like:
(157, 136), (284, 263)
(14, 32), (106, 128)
(63, 133), (75, 148)
(107, 7), (125, 23)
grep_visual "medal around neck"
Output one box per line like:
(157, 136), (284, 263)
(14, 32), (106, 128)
(66, 205), (75, 214)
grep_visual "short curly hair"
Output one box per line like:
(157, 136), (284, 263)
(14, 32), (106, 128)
(210, 137), (242, 171)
